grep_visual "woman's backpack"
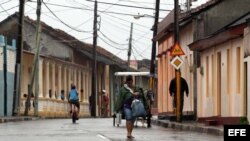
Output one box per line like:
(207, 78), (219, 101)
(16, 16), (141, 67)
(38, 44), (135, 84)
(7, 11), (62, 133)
(69, 89), (79, 101)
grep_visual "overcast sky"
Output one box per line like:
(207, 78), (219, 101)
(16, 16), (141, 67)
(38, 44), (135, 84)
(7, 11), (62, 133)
(0, 0), (208, 60)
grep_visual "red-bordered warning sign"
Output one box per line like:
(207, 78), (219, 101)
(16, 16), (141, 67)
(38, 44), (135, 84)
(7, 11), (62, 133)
(170, 42), (185, 56)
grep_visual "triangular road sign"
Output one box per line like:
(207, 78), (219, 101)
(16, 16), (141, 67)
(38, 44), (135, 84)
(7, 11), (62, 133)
(170, 43), (185, 56)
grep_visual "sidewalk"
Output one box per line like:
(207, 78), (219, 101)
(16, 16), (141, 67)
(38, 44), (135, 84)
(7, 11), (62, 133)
(151, 116), (223, 136)
(0, 116), (39, 123)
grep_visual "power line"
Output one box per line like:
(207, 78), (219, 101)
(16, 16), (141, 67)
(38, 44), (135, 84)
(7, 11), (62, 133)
(85, 0), (171, 11)
(40, 3), (152, 47)
(27, 3), (94, 34)
(119, 0), (175, 6)
(98, 0), (120, 15)
(0, 5), (19, 14)
(98, 15), (153, 41)
(119, 0), (152, 9)
(66, 17), (94, 32)
(42, 1), (92, 33)
(103, 13), (151, 29)
(37, 1), (156, 18)
(29, 1), (153, 29)
(0, 0), (12, 5)
(98, 36), (127, 51)
(131, 49), (138, 61)
(99, 30), (128, 46)
(26, 7), (80, 14)
(27, 2), (146, 49)
(132, 45), (148, 59)
(24, 4), (93, 48)
(134, 30), (151, 41)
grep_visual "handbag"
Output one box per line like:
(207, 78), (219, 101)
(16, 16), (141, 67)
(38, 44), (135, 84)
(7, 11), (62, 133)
(131, 99), (146, 117)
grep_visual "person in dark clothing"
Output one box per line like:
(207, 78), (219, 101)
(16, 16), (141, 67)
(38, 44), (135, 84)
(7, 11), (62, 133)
(68, 84), (80, 119)
(101, 90), (109, 118)
(169, 76), (189, 120)
(115, 75), (140, 139)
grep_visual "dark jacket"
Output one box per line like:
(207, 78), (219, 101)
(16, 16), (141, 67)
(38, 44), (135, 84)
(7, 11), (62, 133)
(169, 77), (189, 97)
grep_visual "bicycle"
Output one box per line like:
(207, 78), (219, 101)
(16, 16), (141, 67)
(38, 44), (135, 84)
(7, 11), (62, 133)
(71, 103), (79, 124)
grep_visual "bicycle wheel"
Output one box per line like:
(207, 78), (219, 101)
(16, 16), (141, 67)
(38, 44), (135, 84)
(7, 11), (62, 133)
(72, 112), (77, 123)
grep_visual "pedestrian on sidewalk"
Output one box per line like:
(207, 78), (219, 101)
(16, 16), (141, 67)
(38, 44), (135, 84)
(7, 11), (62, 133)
(115, 75), (139, 139)
(101, 90), (109, 117)
(169, 74), (189, 121)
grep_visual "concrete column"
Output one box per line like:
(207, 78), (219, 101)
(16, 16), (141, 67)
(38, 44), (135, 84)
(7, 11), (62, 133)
(72, 68), (75, 85)
(88, 71), (91, 101)
(78, 69), (81, 100)
(57, 65), (62, 100)
(51, 63), (55, 99)
(158, 58), (163, 113)
(82, 71), (86, 102)
(86, 72), (89, 103)
(64, 66), (68, 101)
(39, 59), (44, 98)
(68, 67), (72, 93)
(45, 61), (50, 98)
(78, 70), (83, 101)
(85, 71), (88, 103)
(161, 54), (168, 112)
(104, 65), (110, 98)
(74, 69), (77, 87)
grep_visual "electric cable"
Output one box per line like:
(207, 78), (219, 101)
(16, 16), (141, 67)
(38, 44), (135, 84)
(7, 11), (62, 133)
(42, 1), (93, 33)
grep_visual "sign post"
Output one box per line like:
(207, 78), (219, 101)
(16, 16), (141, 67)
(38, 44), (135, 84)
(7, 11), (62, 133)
(170, 42), (185, 122)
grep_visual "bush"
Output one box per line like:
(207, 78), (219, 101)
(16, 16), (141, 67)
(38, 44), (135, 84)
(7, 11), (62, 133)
(239, 117), (249, 125)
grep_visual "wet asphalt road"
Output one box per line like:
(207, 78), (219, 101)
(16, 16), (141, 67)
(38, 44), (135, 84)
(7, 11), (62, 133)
(0, 118), (223, 141)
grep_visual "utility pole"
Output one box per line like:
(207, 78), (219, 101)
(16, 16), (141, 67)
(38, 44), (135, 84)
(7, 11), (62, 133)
(3, 37), (7, 116)
(91, 0), (98, 117)
(187, 0), (191, 11)
(127, 23), (133, 70)
(12, 0), (25, 116)
(34, 0), (42, 116)
(148, 0), (160, 128)
(149, 0), (160, 89)
(24, 0), (42, 116)
(174, 0), (182, 122)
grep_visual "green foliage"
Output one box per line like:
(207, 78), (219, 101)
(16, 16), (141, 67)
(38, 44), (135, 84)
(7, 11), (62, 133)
(239, 117), (249, 125)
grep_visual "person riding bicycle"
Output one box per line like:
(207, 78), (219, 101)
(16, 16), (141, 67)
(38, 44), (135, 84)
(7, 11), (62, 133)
(68, 84), (80, 119)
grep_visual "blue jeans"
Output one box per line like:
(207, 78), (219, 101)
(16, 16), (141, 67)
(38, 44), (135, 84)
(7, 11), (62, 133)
(123, 107), (136, 122)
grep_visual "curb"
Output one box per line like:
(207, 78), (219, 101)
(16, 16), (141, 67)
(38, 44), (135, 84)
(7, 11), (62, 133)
(0, 117), (39, 123)
(151, 119), (223, 136)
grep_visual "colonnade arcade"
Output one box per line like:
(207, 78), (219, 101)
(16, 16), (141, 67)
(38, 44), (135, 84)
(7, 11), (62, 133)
(20, 56), (92, 117)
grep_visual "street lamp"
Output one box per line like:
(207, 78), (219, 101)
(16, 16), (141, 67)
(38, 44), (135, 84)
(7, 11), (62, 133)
(132, 0), (160, 127)
(133, 13), (155, 19)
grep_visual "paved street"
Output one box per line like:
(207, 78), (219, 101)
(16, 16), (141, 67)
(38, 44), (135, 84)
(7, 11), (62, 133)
(0, 118), (223, 141)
